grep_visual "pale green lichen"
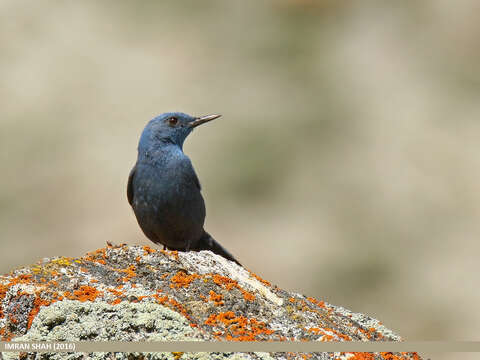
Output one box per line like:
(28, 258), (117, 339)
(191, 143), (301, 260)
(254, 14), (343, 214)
(14, 300), (198, 342)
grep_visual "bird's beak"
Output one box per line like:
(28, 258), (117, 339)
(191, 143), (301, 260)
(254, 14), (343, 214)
(189, 114), (221, 128)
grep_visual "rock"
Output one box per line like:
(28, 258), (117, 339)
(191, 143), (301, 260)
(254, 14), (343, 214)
(0, 244), (421, 360)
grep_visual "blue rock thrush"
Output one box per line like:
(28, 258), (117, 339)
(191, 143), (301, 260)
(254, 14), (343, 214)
(127, 112), (241, 265)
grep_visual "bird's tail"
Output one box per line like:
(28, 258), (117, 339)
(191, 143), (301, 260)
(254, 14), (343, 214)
(194, 231), (241, 266)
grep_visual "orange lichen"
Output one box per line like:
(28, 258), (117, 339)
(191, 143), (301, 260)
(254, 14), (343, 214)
(168, 298), (190, 319)
(143, 246), (156, 255)
(172, 352), (183, 360)
(347, 353), (419, 360)
(204, 311), (274, 341)
(153, 294), (169, 304)
(0, 284), (7, 300)
(161, 249), (179, 260)
(27, 295), (52, 329)
(381, 354), (400, 360)
(357, 327), (368, 338)
(212, 274), (237, 290)
(114, 264), (137, 282)
(307, 327), (335, 341)
(107, 288), (124, 297)
(356, 326), (381, 340)
(248, 271), (271, 286)
(65, 286), (102, 302)
(211, 274), (255, 302)
(331, 329), (352, 341)
(307, 326), (352, 342)
(379, 353), (419, 360)
(9, 274), (33, 286)
(153, 292), (191, 320)
(289, 297), (295, 303)
(84, 247), (109, 266)
(205, 311), (234, 326)
(306, 296), (326, 308)
(240, 289), (255, 302)
(170, 271), (199, 288)
(347, 354), (376, 360)
(209, 290), (224, 306)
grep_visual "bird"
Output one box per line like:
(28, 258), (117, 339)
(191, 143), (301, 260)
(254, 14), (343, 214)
(127, 112), (241, 266)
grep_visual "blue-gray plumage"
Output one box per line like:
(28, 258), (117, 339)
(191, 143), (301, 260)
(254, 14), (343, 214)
(128, 112), (241, 265)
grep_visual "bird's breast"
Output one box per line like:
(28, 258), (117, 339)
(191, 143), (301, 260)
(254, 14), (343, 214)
(131, 159), (206, 248)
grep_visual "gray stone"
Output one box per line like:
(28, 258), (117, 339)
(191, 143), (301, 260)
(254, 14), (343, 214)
(0, 244), (421, 360)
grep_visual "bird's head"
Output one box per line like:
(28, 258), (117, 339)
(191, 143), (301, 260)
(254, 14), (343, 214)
(139, 112), (221, 151)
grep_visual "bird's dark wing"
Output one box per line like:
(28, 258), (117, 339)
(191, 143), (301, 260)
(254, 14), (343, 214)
(127, 164), (136, 206)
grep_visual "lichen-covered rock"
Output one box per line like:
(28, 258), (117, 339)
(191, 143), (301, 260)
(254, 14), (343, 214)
(0, 244), (420, 360)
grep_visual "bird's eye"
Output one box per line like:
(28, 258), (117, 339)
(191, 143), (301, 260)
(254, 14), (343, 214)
(167, 117), (178, 127)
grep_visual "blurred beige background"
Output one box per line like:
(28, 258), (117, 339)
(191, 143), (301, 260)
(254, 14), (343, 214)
(1, 1), (479, 358)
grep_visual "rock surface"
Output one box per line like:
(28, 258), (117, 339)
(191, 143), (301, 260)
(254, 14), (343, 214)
(0, 244), (421, 360)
